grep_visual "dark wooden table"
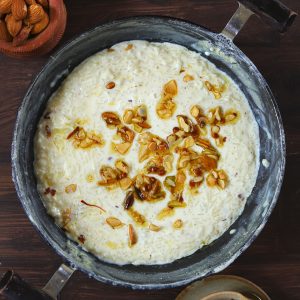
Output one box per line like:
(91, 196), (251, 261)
(1, 0), (299, 299)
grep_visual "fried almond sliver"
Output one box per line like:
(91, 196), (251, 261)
(149, 223), (161, 232)
(167, 200), (187, 208)
(102, 111), (121, 127)
(115, 159), (130, 174)
(157, 207), (175, 220)
(133, 174), (166, 202)
(114, 142), (131, 154)
(106, 217), (124, 229)
(123, 105), (151, 132)
(204, 80), (226, 99)
(206, 169), (229, 189)
(128, 208), (146, 225)
(65, 184), (77, 193)
(173, 219), (183, 229)
(183, 74), (194, 82)
(156, 80), (178, 119)
(67, 126), (104, 149)
(128, 224), (137, 247)
(138, 132), (169, 162)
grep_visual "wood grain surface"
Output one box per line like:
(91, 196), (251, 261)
(0, 0), (299, 299)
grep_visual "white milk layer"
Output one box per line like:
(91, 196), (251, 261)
(34, 41), (259, 265)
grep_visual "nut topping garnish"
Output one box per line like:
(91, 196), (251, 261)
(102, 111), (121, 128)
(189, 176), (204, 189)
(183, 136), (195, 148)
(115, 159), (129, 174)
(157, 207), (174, 220)
(62, 208), (71, 229)
(123, 191), (134, 210)
(166, 169), (186, 204)
(98, 166), (119, 186)
(106, 81), (116, 89)
(167, 200), (187, 208)
(117, 125), (135, 143)
(138, 132), (169, 162)
(128, 208), (146, 225)
(163, 176), (176, 192)
(176, 115), (201, 138)
(156, 80), (178, 119)
(204, 80), (226, 99)
(224, 109), (240, 124)
(145, 155), (166, 176)
(114, 142), (131, 154)
(177, 115), (191, 133)
(128, 224), (137, 247)
(65, 184), (77, 193)
(173, 219), (183, 229)
(190, 105), (200, 118)
(207, 106), (224, 125)
(123, 105), (151, 132)
(98, 165), (125, 188)
(123, 109), (134, 124)
(67, 126), (104, 149)
(98, 161), (133, 190)
(86, 174), (94, 183)
(206, 169), (228, 189)
(125, 43), (133, 50)
(102, 112), (136, 154)
(183, 74), (194, 82)
(133, 174), (166, 202)
(119, 177), (133, 190)
(106, 217), (124, 229)
(145, 154), (173, 176)
(149, 223), (161, 232)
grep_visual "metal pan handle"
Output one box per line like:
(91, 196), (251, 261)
(0, 264), (74, 300)
(222, 0), (297, 40)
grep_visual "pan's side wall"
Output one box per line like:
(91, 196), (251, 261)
(12, 17), (285, 289)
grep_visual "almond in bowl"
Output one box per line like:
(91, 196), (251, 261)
(0, 0), (66, 57)
(34, 41), (259, 265)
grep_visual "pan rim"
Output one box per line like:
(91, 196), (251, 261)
(11, 15), (286, 290)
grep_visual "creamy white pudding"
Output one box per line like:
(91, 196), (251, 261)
(34, 40), (259, 265)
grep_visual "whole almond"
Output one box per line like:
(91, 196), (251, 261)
(12, 24), (32, 46)
(0, 19), (12, 41)
(0, 0), (12, 14)
(11, 0), (27, 20)
(5, 14), (22, 37)
(36, 0), (47, 7)
(27, 3), (44, 24)
(31, 11), (48, 34)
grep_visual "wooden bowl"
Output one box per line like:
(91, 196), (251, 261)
(0, 0), (67, 58)
(176, 275), (270, 300)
